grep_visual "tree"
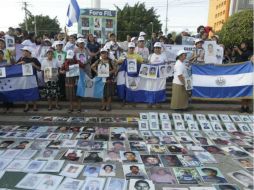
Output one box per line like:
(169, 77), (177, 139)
(115, 3), (162, 41)
(19, 14), (61, 37)
(218, 9), (253, 48)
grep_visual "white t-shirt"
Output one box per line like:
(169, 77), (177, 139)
(149, 53), (168, 64)
(41, 58), (60, 71)
(134, 47), (149, 62)
(173, 60), (186, 85)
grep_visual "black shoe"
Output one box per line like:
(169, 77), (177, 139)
(245, 106), (250, 113)
(240, 106), (245, 113)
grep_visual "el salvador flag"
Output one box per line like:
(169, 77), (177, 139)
(0, 65), (40, 102)
(192, 61), (253, 99)
(66, 0), (80, 27)
(76, 70), (105, 99)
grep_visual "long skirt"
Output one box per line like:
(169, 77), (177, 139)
(170, 83), (189, 109)
(65, 77), (78, 101)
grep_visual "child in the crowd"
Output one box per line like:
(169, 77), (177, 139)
(60, 50), (84, 113)
(91, 48), (116, 111)
(41, 48), (61, 110)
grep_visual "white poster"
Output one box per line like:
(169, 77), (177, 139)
(139, 64), (150, 78)
(0, 67), (6, 78)
(5, 35), (15, 50)
(66, 64), (80, 77)
(76, 53), (87, 64)
(98, 63), (109, 77)
(22, 63), (33, 76)
(164, 44), (195, 61)
(204, 41), (217, 64)
(127, 59), (137, 73)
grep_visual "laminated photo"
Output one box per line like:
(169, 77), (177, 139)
(108, 141), (126, 152)
(147, 65), (158, 79)
(90, 141), (107, 151)
(239, 115), (252, 123)
(0, 140), (14, 148)
(161, 121), (172, 131)
(129, 179), (155, 190)
(23, 160), (47, 173)
(128, 133), (144, 141)
(76, 53), (87, 64)
(238, 123), (252, 132)
(123, 164), (148, 180)
(229, 115), (242, 123)
(159, 65), (167, 78)
(234, 157), (253, 171)
(98, 62), (109, 77)
(219, 114), (231, 123)
(57, 177), (84, 190)
(36, 174), (63, 190)
(227, 170), (254, 189)
(194, 136), (213, 146)
(217, 131), (231, 138)
(159, 113), (170, 121)
(17, 149), (38, 160)
(184, 113), (194, 121)
(99, 164), (116, 176)
(44, 67), (58, 82)
(162, 188), (188, 190)
(66, 64), (80, 77)
(196, 114), (207, 121)
(200, 121), (213, 131)
(187, 121), (199, 131)
(83, 151), (104, 163)
(105, 150), (121, 162)
(211, 122), (224, 131)
(15, 173), (44, 189)
(129, 141), (148, 152)
(60, 163), (84, 178)
(184, 77), (192, 90)
(36, 149), (59, 160)
(140, 113), (149, 121)
(110, 127), (127, 141)
(30, 140), (51, 150)
(210, 136), (231, 146)
(61, 149), (83, 161)
(160, 155), (183, 167)
(104, 177), (126, 190)
(145, 136), (160, 144)
(42, 160), (65, 173)
(194, 151), (217, 164)
(22, 63), (33, 76)
(202, 145), (225, 155)
(11, 140), (32, 149)
(214, 184), (240, 190)
(151, 130), (165, 137)
(204, 41), (217, 64)
(140, 155), (162, 167)
(174, 120), (185, 130)
(176, 135), (195, 145)
(47, 133), (61, 140)
(120, 151), (142, 164)
(149, 120), (160, 130)
(0, 158), (13, 170)
(5, 35), (15, 50)
(196, 167), (228, 183)
(224, 123), (237, 132)
(148, 144), (168, 154)
(167, 144), (188, 154)
(0, 67), (6, 78)
(208, 114), (220, 122)
(6, 159), (29, 171)
(140, 130), (152, 136)
(172, 113), (183, 121)
(189, 131), (203, 138)
(173, 167), (201, 184)
(165, 63), (174, 77)
(149, 112), (159, 120)
(61, 139), (78, 148)
(149, 167), (177, 184)
(189, 187), (216, 190)
(177, 155), (201, 167)
(160, 136), (178, 144)
(127, 59), (137, 73)
(81, 177), (105, 190)
(138, 120), (149, 130)
(139, 64), (150, 78)
(83, 165), (100, 177)
(221, 146), (250, 158)
(1, 149), (21, 159)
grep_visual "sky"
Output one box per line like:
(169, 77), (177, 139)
(0, 0), (209, 35)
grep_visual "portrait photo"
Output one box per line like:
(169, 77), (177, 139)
(98, 63), (109, 77)
(22, 63), (33, 76)
(127, 59), (137, 73)
(129, 179), (155, 190)
(149, 167), (177, 184)
(0, 67), (6, 78)
(139, 64), (150, 78)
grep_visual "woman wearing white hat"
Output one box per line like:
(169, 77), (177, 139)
(171, 50), (189, 110)
(17, 46), (41, 112)
(135, 36), (149, 63)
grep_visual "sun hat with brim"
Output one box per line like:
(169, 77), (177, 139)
(21, 46), (33, 54)
(100, 48), (108, 53)
(139, 31), (146, 36)
(130, 37), (136, 42)
(176, 50), (188, 56)
(46, 48), (54, 54)
(66, 50), (75, 59)
(76, 38), (85, 44)
(154, 42), (162, 48)
(194, 39), (203, 44)
(128, 42), (136, 48)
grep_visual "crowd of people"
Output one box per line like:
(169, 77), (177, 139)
(0, 25), (253, 113)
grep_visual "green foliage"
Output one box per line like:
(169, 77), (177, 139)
(115, 2), (162, 41)
(19, 14), (61, 37)
(218, 9), (253, 48)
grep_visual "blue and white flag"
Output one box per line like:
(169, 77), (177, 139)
(192, 61), (253, 99)
(76, 70), (105, 98)
(0, 65), (40, 102)
(66, 0), (80, 27)
(117, 60), (166, 103)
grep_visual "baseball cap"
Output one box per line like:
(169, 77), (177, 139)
(194, 39), (203, 44)
(46, 48), (54, 53)
(139, 31), (146, 36)
(131, 37), (136, 42)
(100, 47), (108, 53)
(176, 50), (188, 56)
(154, 42), (162, 48)
(76, 38), (85, 44)
(128, 42), (136, 48)
(54, 40), (64, 46)
(66, 50), (75, 59)
(138, 36), (145, 41)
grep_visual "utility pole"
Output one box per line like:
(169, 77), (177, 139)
(165, 0), (169, 35)
(22, 1), (29, 31)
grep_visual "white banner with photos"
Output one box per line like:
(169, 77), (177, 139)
(164, 44), (195, 61)
(139, 63), (173, 79)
